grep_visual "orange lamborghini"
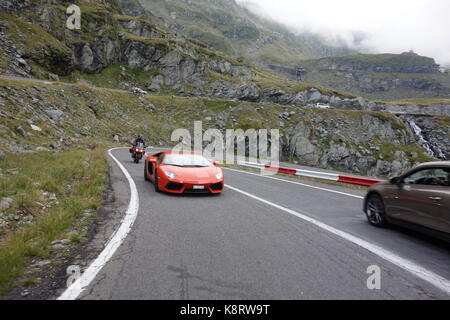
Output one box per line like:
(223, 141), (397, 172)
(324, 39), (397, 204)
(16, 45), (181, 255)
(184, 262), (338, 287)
(144, 151), (224, 194)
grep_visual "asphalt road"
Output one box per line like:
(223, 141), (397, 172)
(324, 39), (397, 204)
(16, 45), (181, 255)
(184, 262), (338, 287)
(78, 148), (450, 300)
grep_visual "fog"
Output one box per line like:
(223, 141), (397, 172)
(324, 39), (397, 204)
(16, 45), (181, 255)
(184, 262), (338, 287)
(238, 0), (450, 67)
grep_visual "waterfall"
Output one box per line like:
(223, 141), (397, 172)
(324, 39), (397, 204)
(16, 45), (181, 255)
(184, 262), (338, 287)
(407, 120), (446, 159)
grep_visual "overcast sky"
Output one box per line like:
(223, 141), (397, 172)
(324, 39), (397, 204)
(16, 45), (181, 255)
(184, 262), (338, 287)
(238, 0), (450, 66)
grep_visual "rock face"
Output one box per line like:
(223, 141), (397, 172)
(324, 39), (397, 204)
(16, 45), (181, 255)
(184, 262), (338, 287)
(119, 19), (166, 39)
(400, 115), (450, 160)
(0, 28), (32, 76)
(117, 0), (147, 17)
(210, 103), (433, 177)
(2, 1), (255, 91)
(282, 111), (421, 177)
(0, 0), (31, 13)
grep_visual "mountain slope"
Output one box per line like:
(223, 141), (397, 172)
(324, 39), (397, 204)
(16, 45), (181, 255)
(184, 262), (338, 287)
(0, 0), (449, 163)
(0, 0), (359, 104)
(126, 0), (355, 66)
(270, 52), (450, 99)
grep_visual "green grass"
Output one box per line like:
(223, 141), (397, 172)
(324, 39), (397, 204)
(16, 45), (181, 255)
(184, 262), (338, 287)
(0, 147), (108, 297)
(124, 32), (171, 48)
(62, 64), (161, 89)
(436, 116), (450, 127)
(185, 25), (234, 54)
(113, 14), (135, 22)
(0, 46), (7, 69)
(0, 78), (57, 88)
(373, 143), (435, 163)
(201, 99), (240, 114)
(209, 71), (240, 84)
(367, 111), (406, 130)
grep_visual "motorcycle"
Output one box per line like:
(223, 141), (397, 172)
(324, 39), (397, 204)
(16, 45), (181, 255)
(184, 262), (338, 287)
(131, 142), (146, 163)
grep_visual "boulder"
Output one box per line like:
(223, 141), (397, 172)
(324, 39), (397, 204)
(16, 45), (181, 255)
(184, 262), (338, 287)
(45, 109), (65, 121)
(30, 124), (42, 132)
(0, 197), (13, 210)
(15, 126), (27, 137)
(148, 75), (164, 92)
(308, 90), (322, 103)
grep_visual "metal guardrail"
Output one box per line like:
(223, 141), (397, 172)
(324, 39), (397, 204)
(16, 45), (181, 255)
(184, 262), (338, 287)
(238, 161), (384, 187)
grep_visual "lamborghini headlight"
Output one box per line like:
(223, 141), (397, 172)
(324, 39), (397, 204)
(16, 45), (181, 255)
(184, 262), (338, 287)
(164, 170), (176, 179)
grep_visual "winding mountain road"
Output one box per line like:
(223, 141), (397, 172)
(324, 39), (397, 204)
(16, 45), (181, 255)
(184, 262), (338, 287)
(66, 148), (450, 300)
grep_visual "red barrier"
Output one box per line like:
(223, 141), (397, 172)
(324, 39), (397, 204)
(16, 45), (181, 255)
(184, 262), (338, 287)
(264, 165), (297, 175)
(247, 162), (384, 187)
(338, 175), (383, 187)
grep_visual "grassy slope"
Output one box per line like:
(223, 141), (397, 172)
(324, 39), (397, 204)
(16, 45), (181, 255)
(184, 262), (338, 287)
(0, 13), (72, 75)
(0, 147), (107, 296)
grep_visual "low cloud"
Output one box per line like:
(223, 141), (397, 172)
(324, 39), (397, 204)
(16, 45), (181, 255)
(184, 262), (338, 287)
(238, 0), (450, 66)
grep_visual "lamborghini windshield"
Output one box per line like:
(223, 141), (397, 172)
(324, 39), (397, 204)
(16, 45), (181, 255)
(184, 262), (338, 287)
(163, 154), (213, 167)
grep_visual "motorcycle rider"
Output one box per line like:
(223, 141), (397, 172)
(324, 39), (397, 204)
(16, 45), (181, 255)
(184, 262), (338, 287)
(131, 135), (146, 153)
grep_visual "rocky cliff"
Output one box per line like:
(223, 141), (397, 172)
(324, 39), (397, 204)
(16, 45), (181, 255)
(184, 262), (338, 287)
(282, 110), (430, 177)
(400, 115), (450, 160)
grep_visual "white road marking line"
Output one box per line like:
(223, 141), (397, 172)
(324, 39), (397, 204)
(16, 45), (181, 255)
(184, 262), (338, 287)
(225, 184), (450, 295)
(223, 167), (364, 199)
(58, 148), (140, 300)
